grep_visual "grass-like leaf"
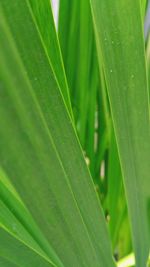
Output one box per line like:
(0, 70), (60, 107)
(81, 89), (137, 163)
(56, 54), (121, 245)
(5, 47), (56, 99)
(0, 1), (115, 267)
(90, 0), (150, 266)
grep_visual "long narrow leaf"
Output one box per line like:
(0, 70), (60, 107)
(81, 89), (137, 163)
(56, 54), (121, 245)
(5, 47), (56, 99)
(90, 0), (150, 266)
(0, 2), (115, 267)
(0, 227), (55, 267)
(29, 0), (73, 118)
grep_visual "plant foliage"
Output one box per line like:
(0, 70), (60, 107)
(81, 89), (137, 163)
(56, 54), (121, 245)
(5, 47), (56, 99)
(0, 1), (150, 267)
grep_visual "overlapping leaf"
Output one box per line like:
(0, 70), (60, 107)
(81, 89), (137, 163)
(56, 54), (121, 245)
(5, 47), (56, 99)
(90, 0), (150, 266)
(0, 1), (115, 267)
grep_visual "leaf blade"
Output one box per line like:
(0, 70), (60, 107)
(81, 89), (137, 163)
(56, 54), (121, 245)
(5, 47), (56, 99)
(90, 0), (150, 266)
(0, 2), (115, 267)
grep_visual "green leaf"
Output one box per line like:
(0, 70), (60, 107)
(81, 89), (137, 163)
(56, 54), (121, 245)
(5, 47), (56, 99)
(0, 227), (55, 267)
(0, 257), (19, 267)
(0, 1), (115, 267)
(107, 127), (123, 248)
(0, 173), (63, 267)
(58, 0), (110, 187)
(0, 168), (21, 202)
(90, 0), (150, 266)
(29, 0), (73, 118)
(141, 0), (148, 18)
(58, 0), (79, 103)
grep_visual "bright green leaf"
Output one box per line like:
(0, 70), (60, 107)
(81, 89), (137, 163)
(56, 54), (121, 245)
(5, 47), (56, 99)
(90, 0), (150, 266)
